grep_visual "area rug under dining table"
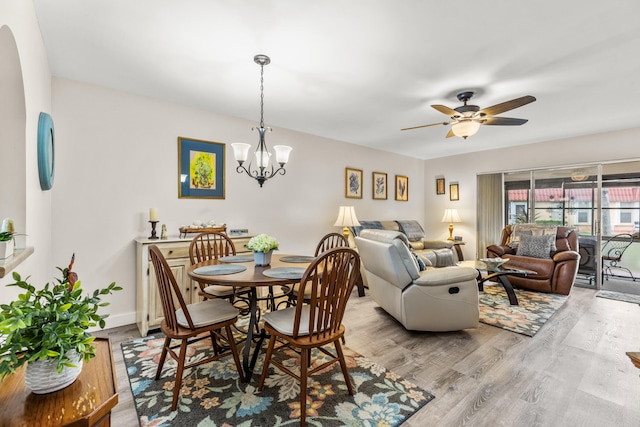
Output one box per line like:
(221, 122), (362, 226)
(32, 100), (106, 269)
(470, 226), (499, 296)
(121, 334), (434, 426)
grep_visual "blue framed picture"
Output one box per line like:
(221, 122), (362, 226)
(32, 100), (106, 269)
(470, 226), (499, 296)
(178, 137), (225, 199)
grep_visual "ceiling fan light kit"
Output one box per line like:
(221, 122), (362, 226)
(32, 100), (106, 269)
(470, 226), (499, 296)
(402, 91), (536, 139)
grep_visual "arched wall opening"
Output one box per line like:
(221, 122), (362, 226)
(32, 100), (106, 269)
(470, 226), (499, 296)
(0, 25), (27, 250)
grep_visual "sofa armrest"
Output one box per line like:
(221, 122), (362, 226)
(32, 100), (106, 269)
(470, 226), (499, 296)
(553, 250), (580, 262)
(422, 240), (454, 249)
(486, 244), (514, 257)
(413, 266), (478, 287)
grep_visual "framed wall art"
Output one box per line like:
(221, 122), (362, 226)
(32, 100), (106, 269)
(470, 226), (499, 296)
(372, 172), (387, 200)
(395, 175), (408, 201)
(436, 177), (445, 195)
(450, 183), (460, 201)
(178, 137), (225, 199)
(345, 167), (363, 199)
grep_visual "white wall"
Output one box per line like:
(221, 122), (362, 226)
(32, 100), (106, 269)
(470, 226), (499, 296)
(51, 78), (424, 327)
(0, 0), (53, 292)
(423, 127), (640, 260)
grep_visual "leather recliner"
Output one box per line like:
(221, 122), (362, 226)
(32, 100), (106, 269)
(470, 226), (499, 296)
(355, 229), (479, 332)
(486, 225), (580, 295)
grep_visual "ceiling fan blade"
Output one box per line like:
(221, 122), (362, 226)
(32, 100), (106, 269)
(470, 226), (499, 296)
(478, 95), (536, 117)
(445, 128), (456, 138)
(481, 117), (528, 126)
(432, 104), (462, 118)
(401, 122), (450, 131)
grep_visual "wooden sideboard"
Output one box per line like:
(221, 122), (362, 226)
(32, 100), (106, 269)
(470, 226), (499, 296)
(135, 235), (253, 336)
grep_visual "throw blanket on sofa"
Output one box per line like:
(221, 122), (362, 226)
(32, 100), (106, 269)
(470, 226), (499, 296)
(397, 220), (425, 241)
(352, 221), (385, 236)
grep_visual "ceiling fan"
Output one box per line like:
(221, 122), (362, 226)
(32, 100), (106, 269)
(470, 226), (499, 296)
(401, 91), (536, 139)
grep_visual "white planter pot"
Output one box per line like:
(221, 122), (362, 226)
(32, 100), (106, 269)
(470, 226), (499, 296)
(0, 239), (14, 260)
(253, 251), (273, 266)
(25, 350), (83, 394)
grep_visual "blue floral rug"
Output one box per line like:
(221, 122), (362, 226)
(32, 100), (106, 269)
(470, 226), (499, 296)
(121, 334), (434, 426)
(479, 284), (568, 337)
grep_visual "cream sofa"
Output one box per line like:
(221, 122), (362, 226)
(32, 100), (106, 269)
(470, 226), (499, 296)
(355, 229), (479, 332)
(351, 220), (458, 267)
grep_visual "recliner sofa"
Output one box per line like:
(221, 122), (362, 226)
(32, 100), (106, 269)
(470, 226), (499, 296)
(355, 229), (479, 332)
(351, 219), (458, 267)
(486, 224), (580, 295)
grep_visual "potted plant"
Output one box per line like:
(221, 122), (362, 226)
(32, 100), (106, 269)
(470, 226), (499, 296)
(0, 254), (121, 393)
(0, 218), (16, 259)
(246, 234), (279, 266)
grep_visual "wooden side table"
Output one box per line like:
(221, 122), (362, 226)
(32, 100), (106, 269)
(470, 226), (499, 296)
(452, 241), (465, 261)
(0, 338), (118, 426)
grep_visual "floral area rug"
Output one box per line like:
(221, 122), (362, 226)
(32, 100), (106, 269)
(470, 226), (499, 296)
(121, 334), (434, 426)
(478, 284), (568, 336)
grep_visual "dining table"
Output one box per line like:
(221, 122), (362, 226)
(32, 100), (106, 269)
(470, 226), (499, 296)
(187, 253), (314, 380)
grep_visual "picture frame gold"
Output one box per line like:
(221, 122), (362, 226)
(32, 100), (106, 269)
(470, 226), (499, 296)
(372, 172), (387, 200)
(450, 183), (459, 201)
(345, 167), (363, 199)
(395, 175), (408, 201)
(436, 177), (445, 195)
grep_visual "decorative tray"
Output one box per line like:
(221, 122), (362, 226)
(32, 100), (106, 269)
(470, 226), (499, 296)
(179, 224), (226, 238)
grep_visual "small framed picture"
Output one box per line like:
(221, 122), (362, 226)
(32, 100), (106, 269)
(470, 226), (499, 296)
(395, 175), (408, 201)
(450, 183), (459, 201)
(345, 167), (363, 199)
(372, 172), (387, 200)
(436, 177), (445, 195)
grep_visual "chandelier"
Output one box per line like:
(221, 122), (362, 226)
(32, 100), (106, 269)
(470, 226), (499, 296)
(231, 55), (292, 187)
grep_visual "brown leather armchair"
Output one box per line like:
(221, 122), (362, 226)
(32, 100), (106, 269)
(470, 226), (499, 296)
(486, 225), (580, 295)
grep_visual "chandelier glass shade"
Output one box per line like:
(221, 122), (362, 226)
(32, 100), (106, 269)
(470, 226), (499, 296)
(231, 54), (292, 187)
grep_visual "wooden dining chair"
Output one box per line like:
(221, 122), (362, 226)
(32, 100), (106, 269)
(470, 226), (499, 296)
(189, 231), (251, 301)
(282, 232), (349, 307)
(258, 247), (361, 426)
(149, 245), (244, 411)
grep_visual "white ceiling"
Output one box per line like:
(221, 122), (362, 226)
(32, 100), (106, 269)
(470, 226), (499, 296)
(33, 0), (640, 160)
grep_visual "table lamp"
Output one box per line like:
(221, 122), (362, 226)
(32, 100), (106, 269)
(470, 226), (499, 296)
(441, 208), (461, 241)
(333, 206), (361, 240)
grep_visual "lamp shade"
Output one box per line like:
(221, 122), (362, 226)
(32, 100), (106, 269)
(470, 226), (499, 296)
(451, 120), (480, 138)
(333, 206), (361, 227)
(273, 145), (292, 164)
(441, 209), (461, 223)
(231, 143), (251, 162)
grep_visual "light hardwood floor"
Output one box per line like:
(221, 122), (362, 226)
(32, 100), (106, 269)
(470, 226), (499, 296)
(97, 286), (640, 426)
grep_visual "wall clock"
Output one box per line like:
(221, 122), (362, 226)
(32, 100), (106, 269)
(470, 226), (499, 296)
(37, 112), (55, 190)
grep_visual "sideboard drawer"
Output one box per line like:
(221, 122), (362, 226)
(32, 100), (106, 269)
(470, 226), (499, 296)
(154, 243), (191, 260)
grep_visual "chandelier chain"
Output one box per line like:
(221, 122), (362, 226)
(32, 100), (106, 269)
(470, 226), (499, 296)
(259, 62), (265, 128)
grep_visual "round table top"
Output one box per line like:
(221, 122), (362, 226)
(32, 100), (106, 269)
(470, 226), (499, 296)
(188, 253), (312, 287)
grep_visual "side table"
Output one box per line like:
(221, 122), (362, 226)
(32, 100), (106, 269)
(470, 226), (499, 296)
(452, 241), (465, 261)
(0, 338), (118, 426)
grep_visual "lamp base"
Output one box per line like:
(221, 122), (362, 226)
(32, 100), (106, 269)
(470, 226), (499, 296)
(447, 223), (454, 241)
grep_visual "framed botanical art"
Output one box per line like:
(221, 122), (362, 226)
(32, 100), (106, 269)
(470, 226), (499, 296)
(372, 172), (387, 200)
(450, 183), (460, 201)
(436, 177), (445, 195)
(395, 175), (408, 201)
(178, 137), (225, 199)
(345, 167), (363, 199)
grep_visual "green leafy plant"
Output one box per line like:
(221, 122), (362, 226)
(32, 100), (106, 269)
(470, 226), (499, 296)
(0, 254), (121, 379)
(246, 234), (279, 253)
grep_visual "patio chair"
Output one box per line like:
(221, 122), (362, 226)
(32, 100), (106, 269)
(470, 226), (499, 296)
(602, 233), (636, 281)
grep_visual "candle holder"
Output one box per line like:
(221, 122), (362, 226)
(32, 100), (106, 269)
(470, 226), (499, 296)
(148, 221), (159, 239)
